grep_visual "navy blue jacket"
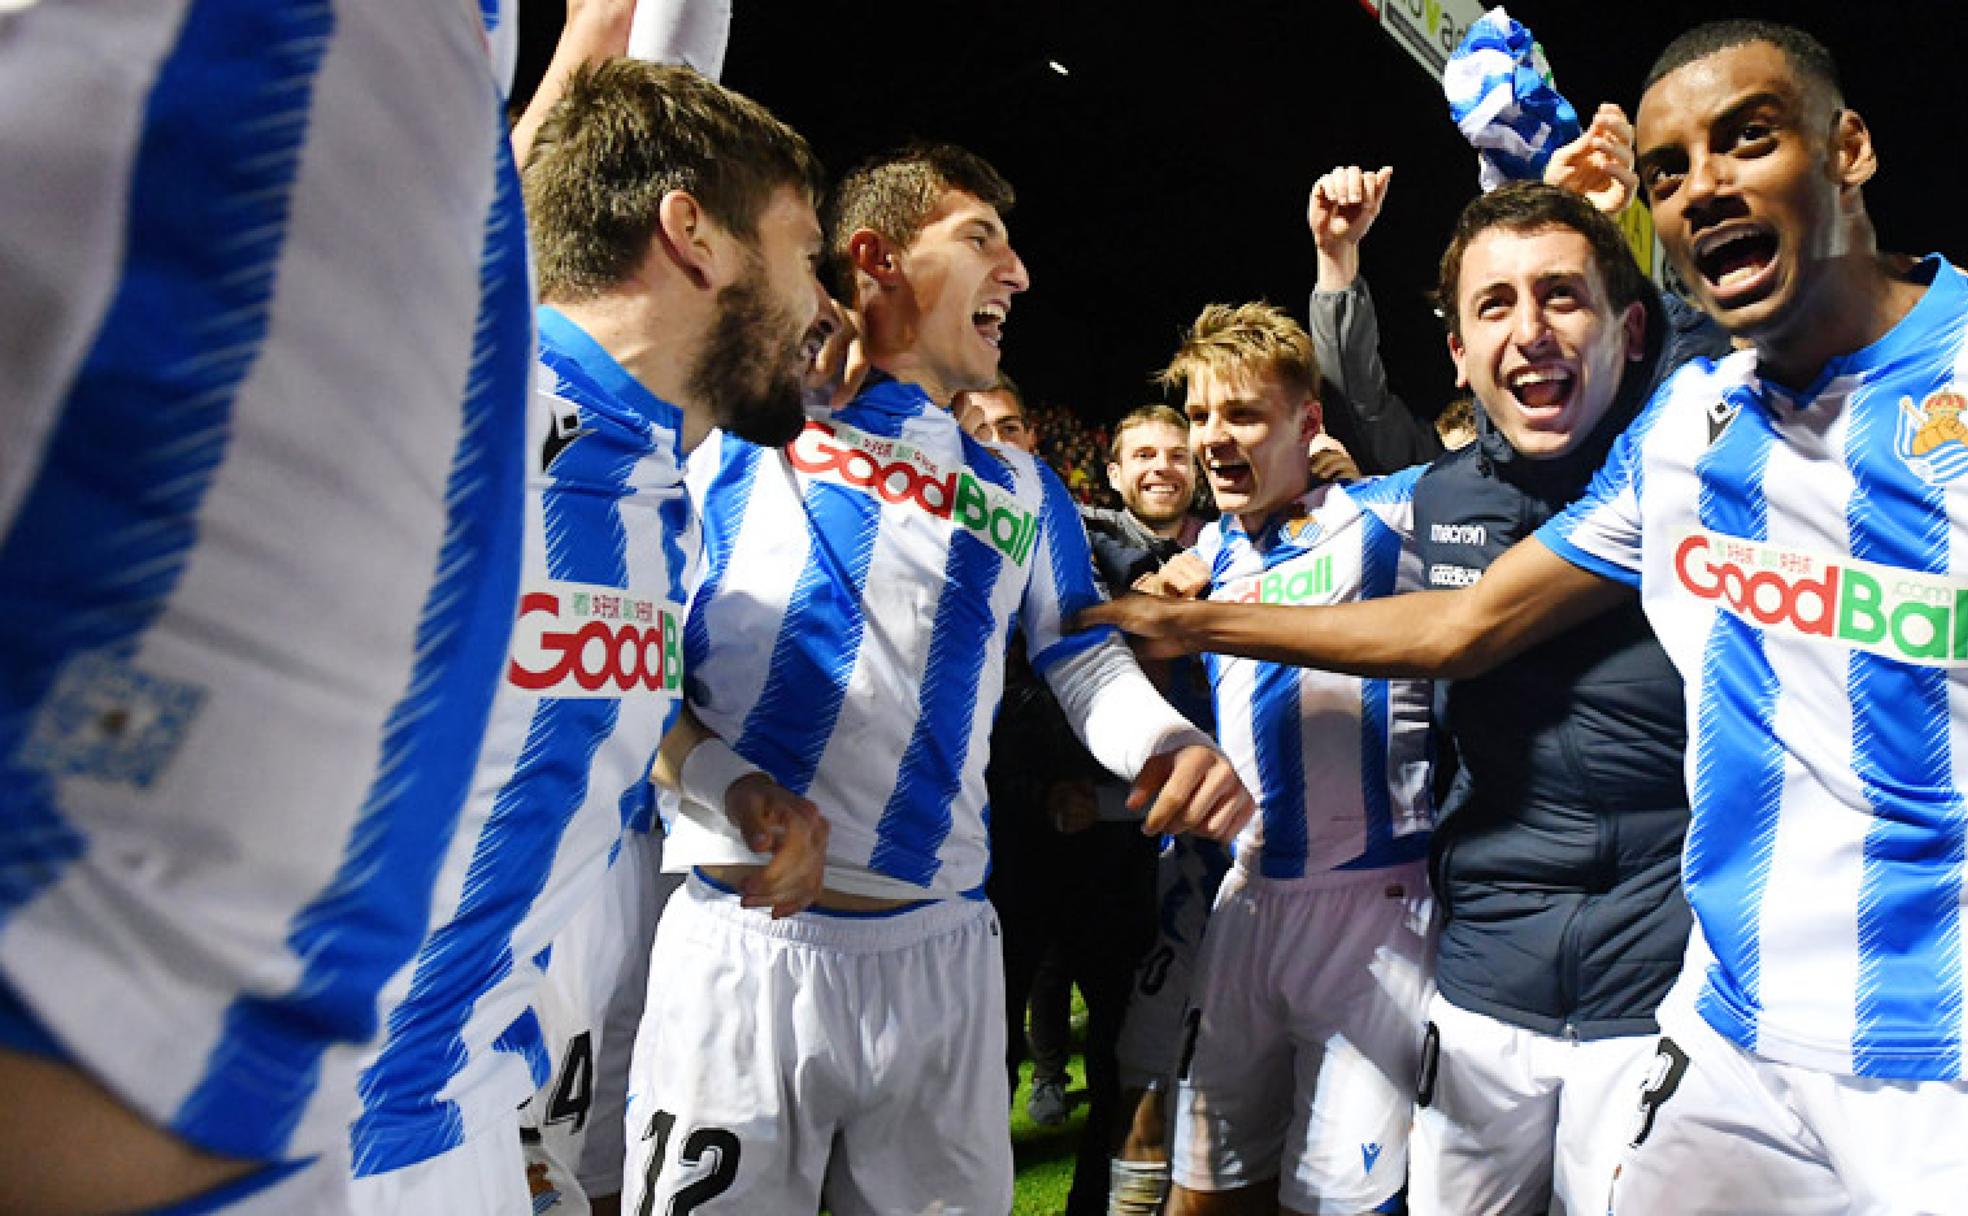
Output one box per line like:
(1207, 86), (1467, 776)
(1415, 292), (1726, 1038)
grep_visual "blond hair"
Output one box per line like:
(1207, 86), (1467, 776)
(1157, 302), (1321, 401)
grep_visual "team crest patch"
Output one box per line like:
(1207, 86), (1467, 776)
(1285, 514), (1322, 545)
(1895, 387), (1968, 484)
(18, 650), (207, 789)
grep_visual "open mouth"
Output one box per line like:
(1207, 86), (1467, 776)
(1692, 224), (1779, 300)
(972, 301), (1007, 347)
(1505, 365), (1576, 414)
(1204, 456), (1252, 494)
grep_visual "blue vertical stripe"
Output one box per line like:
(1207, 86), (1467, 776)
(175, 83), (531, 1157)
(731, 397), (915, 792)
(351, 327), (642, 1175)
(1251, 663), (1308, 879)
(1352, 512), (1404, 862)
(0, 0), (335, 944)
(871, 528), (1004, 884)
(682, 434), (764, 708)
(1846, 368), (1966, 1078)
(736, 480), (879, 795)
(1683, 395), (1784, 1049)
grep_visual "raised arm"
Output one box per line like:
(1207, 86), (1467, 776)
(1306, 165), (1444, 470)
(1074, 533), (1629, 680)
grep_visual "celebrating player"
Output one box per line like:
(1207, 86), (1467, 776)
(628, 143), (1252, 1215)
(1082, 20), (1968, 1212)
(345, 60), (834, 1215)
(1151, 303), (1435, 1216)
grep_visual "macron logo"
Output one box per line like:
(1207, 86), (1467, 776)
(1361, 1142), (1382, 1174)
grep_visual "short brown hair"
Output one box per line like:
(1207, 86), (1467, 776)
(1434, 182), (1661, 358)
(826, 143), (1015, 297)
(1158, 303), (1322, 403)
(1109, 404), (1188, 463)
(523, 61), (825, 302)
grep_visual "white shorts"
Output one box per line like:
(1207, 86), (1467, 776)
(622, 875), (1011, 1215)
(1408, 993), (1658, 1216)
(522, 828), (681, 1209)
(1609, 981), (1968, 1215)
(1173, 863), (1435, 1213)
(348, 1111), (531, 1216)
(1116, 834), (1230, 1089)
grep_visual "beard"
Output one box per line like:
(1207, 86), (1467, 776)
(688, 260), (809, 448)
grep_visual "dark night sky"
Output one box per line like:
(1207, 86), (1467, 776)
(518, 2), (1967, 434)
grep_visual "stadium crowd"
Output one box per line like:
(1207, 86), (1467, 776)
(3, 3), (1965, 1216)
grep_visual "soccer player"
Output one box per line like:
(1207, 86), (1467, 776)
(0, 3), (532, 1211)
(345, 61), (834, 1216)
(1157, 303), (1435, 1216)
(628, 143), (1252, 1215)
(1082, 20), (1968, 1212)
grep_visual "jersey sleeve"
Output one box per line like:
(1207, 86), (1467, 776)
(1534, 395), (1657, 588)
(1340, 464), (1425, 543)
(1020, 458), (1117, 673)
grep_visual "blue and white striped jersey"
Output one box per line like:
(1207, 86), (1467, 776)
(349, 307), (694, 1175)
(1540, 256), (1968, 1082)
(1200, 474), (1435, 879)
(670, 377), (1180, 900)
(0, 0), (530, 1162)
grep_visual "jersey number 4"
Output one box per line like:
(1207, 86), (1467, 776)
(544, 1031), (595, 1134)
(637, 1109), (740, 1216)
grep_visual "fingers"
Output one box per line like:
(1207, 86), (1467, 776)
(728, 777), (830, 918)
(1133, 747), (1254, 841)
(1158, 552), (1211, 599)
(802, 299), (870, 410)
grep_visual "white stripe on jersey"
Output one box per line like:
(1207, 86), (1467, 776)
(1199, 473), (1434, 879)
(1540, 256), (1968, 1081)
(672, 377), (1118, 900)
(0, 0), (530, 1161)
(350, 308), (694, 1175)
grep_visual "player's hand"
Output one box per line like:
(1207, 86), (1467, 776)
(725, 774), (829, 918)
(803, 297), (870, 410)
(1307, 165), (1394, 254)
(1128, 745), (1253, 841)
(1308, 433), (1360, 483)
(1071, 594), (1202, 660)
(1544, 103), (1637, 216)
(1132, 551), (1210, 599)
(1047, 779), (1100, 835)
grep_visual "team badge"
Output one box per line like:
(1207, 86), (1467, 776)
(1895, 386), (1968, 485)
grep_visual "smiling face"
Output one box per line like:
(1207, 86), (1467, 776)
(1107, 419), (1194, 532)
(1185, 367), (1320, 530)
(1448, 224), (1645, 460)
(899, 189), (1031, 401)
(1636, 39), (1867, 353)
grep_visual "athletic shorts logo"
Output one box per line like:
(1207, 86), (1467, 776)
(1896, 386), (1968, 484)
(507, 580), (684, 698)
(1217, 553), (1336, 605)
(1673, 528), (1968, 666)
(788, 419), (1039, 565)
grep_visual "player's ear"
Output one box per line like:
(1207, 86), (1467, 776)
(1620, 299), (1648, 363)
(1830, 107), (1877, 192)
(655, 190), (718, 290)
(1447, 330), (1470, 390)
(846, 229), (902, 286)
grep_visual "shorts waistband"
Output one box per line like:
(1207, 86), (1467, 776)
(1227, 858), (1428, 896)
(682, 871), (994, 953)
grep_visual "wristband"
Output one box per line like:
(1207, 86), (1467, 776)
(678, 736), (762, 815)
